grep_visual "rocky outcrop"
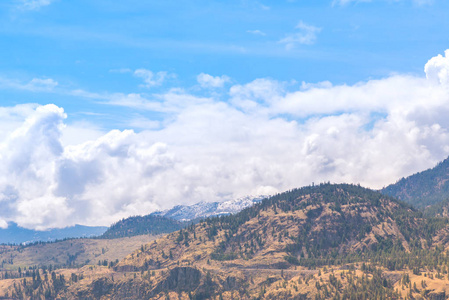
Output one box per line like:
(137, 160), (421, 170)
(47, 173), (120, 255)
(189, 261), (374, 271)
(153, 267), (202, 294)
(91, 277), (114, 299)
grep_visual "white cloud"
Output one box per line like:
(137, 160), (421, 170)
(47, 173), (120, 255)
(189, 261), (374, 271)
(134, 69), (173, 88)
(25, 78), (59, 91)
(0, 219), (8, 229)
(414, 0), (433, 5)
(333, 0), (432, 5)
(197, 73), (231, 88)
(425, 49), (449, 86)
(109, 68), (132, 74)
(2, 50), (449, 230)
(279, 21), (321, 50)
(333, 0), (370, 5)
(127, 117), (160, 130)
(0, 104), (69, 229)
(247, 30), (267, 36)
(0, 77), (58, 92)
(104, 90), (213, 113)
(19, 0), (53, 10)
(229, 78), (285, 113)
(60, 121), (105, 146)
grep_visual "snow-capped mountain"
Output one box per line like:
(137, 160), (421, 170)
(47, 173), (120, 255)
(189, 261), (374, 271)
(151, 195), (268, 222)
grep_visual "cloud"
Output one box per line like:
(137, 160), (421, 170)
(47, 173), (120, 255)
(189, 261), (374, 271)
(413, 0), (433, 5)
(2, 50), (449, 230)
(100, 90), (213, 113)
(241, 0), (270, 10)
(134, 69), (173, 88)
(0, 104), (69, 230)
(247, 30), (267, 36)
(18, 0), (53, 10)
(25, 78), (59, 91)
(425, 49), (449, 86)
(333, 0), (432, 5)
(197, 73), (231, 88)
(229, 78), (285, 113)
(332, 0), (370, 4)
(279, 21), (321, 50)
(0, 77), (58, 92)
(109, 68), (132, 74)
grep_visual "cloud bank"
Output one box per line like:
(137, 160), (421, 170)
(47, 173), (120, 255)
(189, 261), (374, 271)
(1, 51), (449, 229)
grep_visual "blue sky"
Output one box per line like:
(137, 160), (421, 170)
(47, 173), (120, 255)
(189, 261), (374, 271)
(1, 0), (449, 129)
(1, 0), (449, 229)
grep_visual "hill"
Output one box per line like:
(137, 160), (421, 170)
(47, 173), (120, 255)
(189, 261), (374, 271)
(381, 156), (449, 208)
(115, 184), (445, 272)
(0, 223), (107, 244)
(100, 215), (184, 239)
(0, 235), (158, 271)
(16, 183), (448, 299)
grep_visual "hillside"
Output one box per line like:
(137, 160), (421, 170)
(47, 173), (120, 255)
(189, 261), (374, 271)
(0, 235), (158, 271)
(114, 184), (445, 272)
(0, 223), (107, 244)
(381, 156), (449, 208)
(12, 183), (449, 299)
(100, 215), (184, 239)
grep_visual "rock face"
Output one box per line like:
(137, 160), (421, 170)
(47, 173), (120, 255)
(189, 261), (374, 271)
(91, 278), (114, 299)
(153, 267), (202, 294)
(428, 291), (446, 300)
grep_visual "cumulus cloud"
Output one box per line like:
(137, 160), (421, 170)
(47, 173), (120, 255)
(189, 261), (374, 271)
(279, 21), (321, 50)
(197, 73), (231, 88)
(425, 49), (449, 86)
(2, 50), (449, 230)
(0, 104), (69, 229)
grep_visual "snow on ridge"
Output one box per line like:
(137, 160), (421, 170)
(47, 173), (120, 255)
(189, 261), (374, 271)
(216, 195), (268, 214)
(152, 195), (269, 222)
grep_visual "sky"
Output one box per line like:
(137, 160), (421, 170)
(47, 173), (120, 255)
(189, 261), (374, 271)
(1, 0), (449, 230)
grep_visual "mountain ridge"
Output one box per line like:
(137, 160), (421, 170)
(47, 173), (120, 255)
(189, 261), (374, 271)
(0, 222), (107, 245)
(150, 195), (268, 222)
(381, 156), (449, 208)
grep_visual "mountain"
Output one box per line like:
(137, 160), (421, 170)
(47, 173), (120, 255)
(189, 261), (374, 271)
(100, 215), (184, 239)
(100, 196), (267, 240)
(0, 222), (107, 244)
(151, 195), (267, 222)
(26, 183), (449, 299)
(381, 156), (449, 208)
